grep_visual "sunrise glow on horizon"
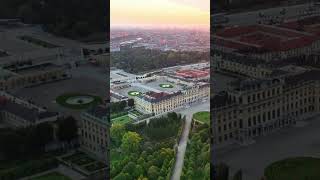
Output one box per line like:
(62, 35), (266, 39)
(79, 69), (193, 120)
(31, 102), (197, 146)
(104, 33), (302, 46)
(111, 0), (209, 29)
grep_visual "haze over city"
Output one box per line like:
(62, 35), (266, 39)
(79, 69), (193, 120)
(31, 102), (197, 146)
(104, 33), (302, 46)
(110, 0), (210, 29)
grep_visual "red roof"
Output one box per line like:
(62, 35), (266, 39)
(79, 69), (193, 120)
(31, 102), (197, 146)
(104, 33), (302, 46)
(214, 25), (319, 52)
(280, 16), (320, 36)
(146, 92), (169, 99)
(176, 69), (209, 78)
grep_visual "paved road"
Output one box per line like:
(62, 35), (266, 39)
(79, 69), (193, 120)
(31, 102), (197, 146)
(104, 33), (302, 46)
(171, 102), (209, 180)
(215, 116), (320, 180)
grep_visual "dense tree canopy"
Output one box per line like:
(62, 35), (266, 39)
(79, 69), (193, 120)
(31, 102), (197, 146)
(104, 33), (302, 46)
(0, 0), (108, 40)
(57, 116), (78, 142)
(181, 123), (210, 180)
(111, 113), (184, 179)
(111, 48), (209, 74)
(121, 131), (142, 153)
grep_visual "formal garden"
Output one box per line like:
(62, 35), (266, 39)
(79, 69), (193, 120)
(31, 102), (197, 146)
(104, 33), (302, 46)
(56, 93), (102, 109)
(60, 151), (107, 173)
(111, 101), (134, 125)
(264, 157), (320, 180)
(110, 112), (184, 180)
(0, 117), (78, 180)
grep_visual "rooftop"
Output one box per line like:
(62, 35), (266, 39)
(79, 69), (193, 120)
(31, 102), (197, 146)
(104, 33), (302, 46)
(280, 16), (320, 36)
(214, 24), (318, 53)
(0, 96), (58, 122)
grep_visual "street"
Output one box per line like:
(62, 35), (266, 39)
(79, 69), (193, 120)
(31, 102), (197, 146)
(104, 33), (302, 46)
(171, 101), (209, 180)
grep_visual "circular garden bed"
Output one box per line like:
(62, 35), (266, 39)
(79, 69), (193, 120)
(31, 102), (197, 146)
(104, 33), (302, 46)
(159, 84), (174, 88)
(128, 91), (142, 96)
(56, 93), (102, 109)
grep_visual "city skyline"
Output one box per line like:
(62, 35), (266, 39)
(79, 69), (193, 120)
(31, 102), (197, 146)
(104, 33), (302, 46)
(110, 0), (209, 29)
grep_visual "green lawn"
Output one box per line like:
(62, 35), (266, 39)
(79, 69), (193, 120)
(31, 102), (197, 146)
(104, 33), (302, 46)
(193, 111), (210, 124)
(265, 157), (320, 180)
(111, 115), (131, 125)
(31, 172), (71, 180)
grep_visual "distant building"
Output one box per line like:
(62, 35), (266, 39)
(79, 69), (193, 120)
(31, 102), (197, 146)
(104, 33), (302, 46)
(0, 94), (58, 128)
(0, 63), (69, 90)
(79, 105), (109, 161)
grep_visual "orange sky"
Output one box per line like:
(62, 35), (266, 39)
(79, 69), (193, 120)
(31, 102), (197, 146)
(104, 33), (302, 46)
(111, 0), (209, 28)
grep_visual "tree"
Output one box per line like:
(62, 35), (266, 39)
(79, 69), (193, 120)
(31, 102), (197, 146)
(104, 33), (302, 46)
(111, 124), (125, 146)
(122, 161), (136, 175)
(113, 173), (131, 180)
(0, 131), (24, 160)
(111, 101), (127, 113)
(133, 165), (144, 178)
(57, 116), (78, 142)
(147, 166), (160, 180)
(128, 99), (134, 107)
(167, 112), (178, 120)
(137, 176), (148, 180)
(34, 122), (54, 149)
(121, 131), (142, 153)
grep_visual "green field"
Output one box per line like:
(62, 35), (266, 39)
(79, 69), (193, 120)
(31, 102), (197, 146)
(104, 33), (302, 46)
(31, 172), (71, 180)
(265, 157), (320, 180)
(112, 115), (131, 125)
(193, 111), (210, 124)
